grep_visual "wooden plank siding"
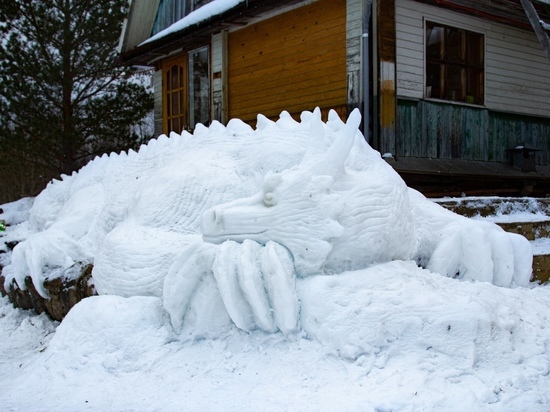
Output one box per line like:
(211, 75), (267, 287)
(395, 0), (550, 117)
(397, 99), (550, 164)
(228, 0), (347, 123)
(153, 69), (163, 137)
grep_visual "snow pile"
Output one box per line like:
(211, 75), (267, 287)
(0, 198), (34, 268)
(438, 196), (550, 224)
(0, 197), (33, 226)
(2, 264), (550, 410)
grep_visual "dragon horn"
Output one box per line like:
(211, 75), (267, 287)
(321, 108), (362, 177)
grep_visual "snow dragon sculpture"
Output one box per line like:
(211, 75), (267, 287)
(4, 108), (532, 335)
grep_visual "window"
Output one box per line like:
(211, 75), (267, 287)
(152, 0), (192, 35)
(162, 47), (210, 134)
(152, 0), (214, 36)
(188, 47), (210, 130)
(426, 21), (484, 105)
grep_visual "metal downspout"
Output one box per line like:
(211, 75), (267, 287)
(362, 0), (373, 142)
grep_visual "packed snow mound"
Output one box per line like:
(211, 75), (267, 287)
(3, 108), (533, 334)
(3, 265), (549, 411)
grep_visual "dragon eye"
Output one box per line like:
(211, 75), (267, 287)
(263, 192), (276, 207)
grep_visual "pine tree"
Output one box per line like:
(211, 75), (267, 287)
(0, 0), (153, 202)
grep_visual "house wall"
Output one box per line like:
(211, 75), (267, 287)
(346, 0), (363, 113)
(153, 70), (163, 137)
(227, 0), (347, 124)
(211, 31), (228, 123)
(397, 99), (550, 164)
(392, 0), (550, 164)
(151, 0), (365, 133)
(395, 0), (550, 117)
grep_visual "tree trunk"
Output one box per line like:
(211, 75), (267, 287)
(61, 0), (75, 175)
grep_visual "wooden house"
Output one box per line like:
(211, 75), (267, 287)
(118, 0), (550, 196)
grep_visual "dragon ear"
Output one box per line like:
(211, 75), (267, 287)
(321, 108), (362, 177)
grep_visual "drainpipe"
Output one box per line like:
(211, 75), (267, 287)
(362, 0), (373, 142)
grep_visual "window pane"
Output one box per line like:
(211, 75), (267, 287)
(427, 24), (444, 60)
(172, 118), (180, 134)
(446, 27), (465, 63)
(152, 0), (193, 35)
(171, 91), (180, 116)
(171, 65), (179, 90)
(446, 65), (466, 101)
(189, 46), (210, 129)
(180, 89), (185, 125)
(467, 33), (484, 67)
(467, 69), (484, 104)
(194, 0), (212, 9)
(426, 63), (444, 98)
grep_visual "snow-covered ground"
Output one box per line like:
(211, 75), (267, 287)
(1, 110), (550, 411)
(2, 264), (550, 411)
(440, 196), (550, 256)
(532, 237), (550, 255)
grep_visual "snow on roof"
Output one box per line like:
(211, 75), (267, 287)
(141, 0), (246, 46)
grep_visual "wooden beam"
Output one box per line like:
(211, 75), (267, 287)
(376, 0), (397, 155)
(520, 0), (550, 60)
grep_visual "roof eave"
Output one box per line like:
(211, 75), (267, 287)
(118, 0), (306, 67)
(413, 0), (549, 30)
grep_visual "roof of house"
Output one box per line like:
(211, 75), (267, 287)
(118, 0), (308, 66)
(143, 0), (246, 46)
(118, 0), (550, 66)
(416, 0), (550, 30)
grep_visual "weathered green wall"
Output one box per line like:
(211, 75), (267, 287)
(396, 99), (550, 165)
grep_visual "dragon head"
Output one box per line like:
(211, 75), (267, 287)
(201, 108), (362, 275)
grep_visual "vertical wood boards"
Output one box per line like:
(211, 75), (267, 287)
(153, 70), (163, 137)
(377, 0), (398, 155)
(397, 99), (550, 165)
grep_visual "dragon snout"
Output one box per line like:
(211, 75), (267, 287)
(201, 206), (225, 235)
